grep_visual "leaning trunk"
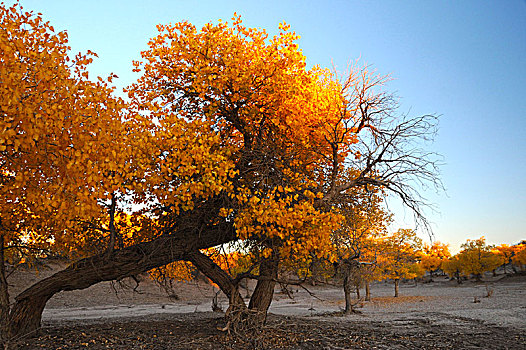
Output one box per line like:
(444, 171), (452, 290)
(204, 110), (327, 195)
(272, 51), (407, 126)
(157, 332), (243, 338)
(8, 294), (51, 341)
(7, 222), (235, 340)
(187, 251), (246, 312)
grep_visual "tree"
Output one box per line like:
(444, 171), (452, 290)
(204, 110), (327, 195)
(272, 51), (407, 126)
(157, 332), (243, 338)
(442, 255), (463, 284)
(379, 229), (423, 297)
(125, 14), (441, 326)
(494, 244), (517, 274)
(330, 190), (390, 313)
(1, 7), (442, 340)
(457, 237), (502, 281)
(511, 243), (526, 271)
(420, 241), (451, 279)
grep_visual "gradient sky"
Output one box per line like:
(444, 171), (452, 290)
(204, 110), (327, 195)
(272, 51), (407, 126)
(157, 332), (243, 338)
(7, 0), (526, 252)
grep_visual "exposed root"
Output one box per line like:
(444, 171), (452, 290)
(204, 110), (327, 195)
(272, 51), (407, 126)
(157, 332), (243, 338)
(219, 303), (266, 339)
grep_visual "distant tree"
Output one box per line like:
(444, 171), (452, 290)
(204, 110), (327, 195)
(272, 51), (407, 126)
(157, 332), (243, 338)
(408, 262), (426, 285)
(442, 255), (463, 284)
(457, 237), (501, 281)
(494, 244), (517, 274)
(359, 238), (385, 301)
(379, 229), (422, 297)
(420, 241), (451, 279)
(330, 191), (391, 313)
(511, 244), (526, 271)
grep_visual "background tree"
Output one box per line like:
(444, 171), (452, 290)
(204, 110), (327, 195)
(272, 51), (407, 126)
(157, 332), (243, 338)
(511, 243), (526, 271)
(379, 229), (423, 297)
(330, 190), (390, 313)
(420, 241), (451, 279)
(457, 237), (502, 281)
(494, 244), (518, 274)
(442, 255), (463, 284)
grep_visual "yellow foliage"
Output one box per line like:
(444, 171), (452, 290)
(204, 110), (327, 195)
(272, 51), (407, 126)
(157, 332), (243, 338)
(420, 241), (451, 273)
(511, 244), (526, 269)
(378, 229), (423, 281)
(456, 237), (502, 279)
(1, 3), (126, 252)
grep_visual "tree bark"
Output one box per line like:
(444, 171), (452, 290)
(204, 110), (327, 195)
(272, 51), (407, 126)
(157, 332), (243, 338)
(356, 286), (361, 299)
(7, 222), (236, 339)
(248, 255), (278, 323)
(365, 281), (371, 301)
(454, 270), (462, 284)
(394, 279), (400, 297)
(0, 236), (10, 341)
(343, 275), (353, 314)
(186, 251), (246, 311)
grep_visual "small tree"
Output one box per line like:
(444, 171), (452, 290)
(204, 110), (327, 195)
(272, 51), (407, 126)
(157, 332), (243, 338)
(442, 255), (463, 284)
(379, 229), (422, 297)
(330, 191), (390, 313)
(457, 237), (502, 281)
(512, 244), (526, 271)
(494, 244), (516, 274)
(420, 241), (451, 279)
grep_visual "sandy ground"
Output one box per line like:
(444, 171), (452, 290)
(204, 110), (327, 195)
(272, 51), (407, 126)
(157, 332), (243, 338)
(9, 263), (526, 349)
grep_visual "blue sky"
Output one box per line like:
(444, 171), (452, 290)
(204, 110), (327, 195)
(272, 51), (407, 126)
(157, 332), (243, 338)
(8, 0), (526, 252)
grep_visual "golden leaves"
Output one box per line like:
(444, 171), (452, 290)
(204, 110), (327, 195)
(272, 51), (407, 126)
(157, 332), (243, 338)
(1, 2), (126, 250)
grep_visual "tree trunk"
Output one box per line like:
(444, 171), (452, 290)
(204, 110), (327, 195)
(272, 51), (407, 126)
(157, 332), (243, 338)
(0, 236), (10, 341)
(365, 281), (371, 301)
(394, 279), (400, 297)
(241, 278), (250, 299)
(187, 251), (246, 311)
(7, 222), (236, 339)
(8, 294), (51, 341)
(356, 286), (360, 299)
(248, 255), (278, 323)
(455, 270), (462, 284)
(343, 275), (353, 314)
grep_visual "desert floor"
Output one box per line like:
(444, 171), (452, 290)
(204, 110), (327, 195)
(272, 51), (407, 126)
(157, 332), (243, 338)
(11, 263), (526, 349)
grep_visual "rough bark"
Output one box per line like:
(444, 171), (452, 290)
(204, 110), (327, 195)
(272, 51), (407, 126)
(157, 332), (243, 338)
(343, 275), (353, 314)
(186, 251), (246, 310)
(248, 256), (278, 323)
(7, 222), (236, 340)
(0, 236), (10, 341)
(454, 270), (462, 284)
(339, 259), (359, 314)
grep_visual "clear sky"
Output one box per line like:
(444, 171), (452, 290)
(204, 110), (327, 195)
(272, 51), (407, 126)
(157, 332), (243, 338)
(7, 0), (526, 252)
